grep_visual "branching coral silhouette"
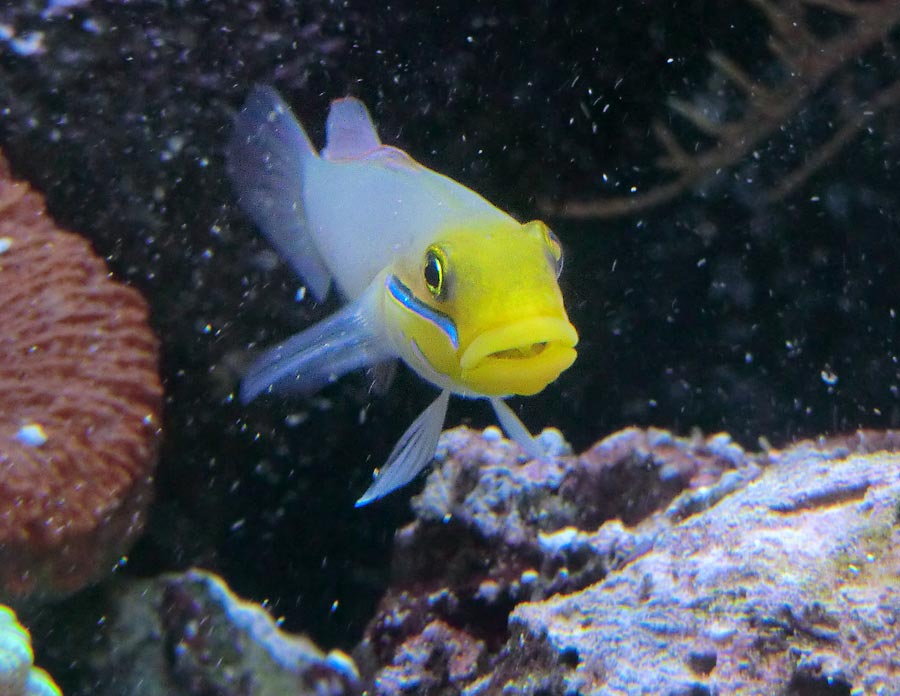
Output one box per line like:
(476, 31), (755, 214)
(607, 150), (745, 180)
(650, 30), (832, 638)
(550, 0), (900, 219)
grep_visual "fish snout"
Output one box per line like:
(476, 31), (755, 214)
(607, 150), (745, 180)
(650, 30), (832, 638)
(459, 317), (578, 396)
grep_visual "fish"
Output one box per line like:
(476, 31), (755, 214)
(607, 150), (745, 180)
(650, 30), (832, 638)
(226, 86), (578, 506)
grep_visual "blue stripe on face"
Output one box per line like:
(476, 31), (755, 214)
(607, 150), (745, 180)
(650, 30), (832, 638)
(386, 274), (459, 349)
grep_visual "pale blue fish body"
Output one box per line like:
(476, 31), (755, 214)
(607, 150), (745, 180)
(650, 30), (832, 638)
(305, 137), (514, 301)
(227, 87), (577, 505)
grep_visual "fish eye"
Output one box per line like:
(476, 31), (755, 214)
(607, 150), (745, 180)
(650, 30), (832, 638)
(423, 246), (446, 298)
(544, 227), (564, 278)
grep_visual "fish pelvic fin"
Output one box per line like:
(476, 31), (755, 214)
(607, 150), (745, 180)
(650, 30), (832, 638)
(490, 397), (544, 459)
(355, 389), (451, 506)
(227, 85), (333, 302)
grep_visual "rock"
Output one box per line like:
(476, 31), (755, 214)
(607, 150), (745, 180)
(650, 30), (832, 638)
(373, 620), (486, 696)
(359, 426), (900, 695)
(88, 569), (360, 696)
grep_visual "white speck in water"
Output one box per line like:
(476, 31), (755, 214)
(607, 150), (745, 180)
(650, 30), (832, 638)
(165, 134), (186, 156)
(0, 237), (12, 254)
(820, 369), (839, 386)
(10, 31), (46, 56)
(16, 423), (48, 446)
(82, 17), (102, 34)
(285, 412), (307, 427)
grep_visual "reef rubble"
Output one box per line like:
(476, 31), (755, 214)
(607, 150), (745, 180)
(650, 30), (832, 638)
(87, 569), (360, 696)
(358, 426), (900, 696)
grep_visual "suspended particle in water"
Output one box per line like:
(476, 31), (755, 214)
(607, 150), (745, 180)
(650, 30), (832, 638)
(820, 369), (839, 386)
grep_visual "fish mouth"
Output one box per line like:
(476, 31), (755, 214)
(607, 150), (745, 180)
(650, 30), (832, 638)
(459, 317), (578, 396)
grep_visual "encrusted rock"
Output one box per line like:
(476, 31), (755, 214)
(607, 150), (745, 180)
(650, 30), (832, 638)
(88, 569), (360, 696)
(373, 620), (486, 696)
(360, 426), (900, 695)
(503, 436), (900, 695)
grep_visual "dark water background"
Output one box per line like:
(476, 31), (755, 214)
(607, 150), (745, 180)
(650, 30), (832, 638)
(1, 0), (897, 658)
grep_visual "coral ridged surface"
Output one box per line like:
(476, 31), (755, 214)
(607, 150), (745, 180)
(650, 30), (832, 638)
(0, 153), (163, 601)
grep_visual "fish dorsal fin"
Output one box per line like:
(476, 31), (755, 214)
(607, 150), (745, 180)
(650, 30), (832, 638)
(322, 97), (382, 161)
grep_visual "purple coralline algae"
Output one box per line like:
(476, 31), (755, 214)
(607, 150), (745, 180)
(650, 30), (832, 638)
(357, 426), (900, 696)
(373, 619), (487, 695)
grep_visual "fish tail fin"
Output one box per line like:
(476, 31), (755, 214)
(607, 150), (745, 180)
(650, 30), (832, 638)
(227, 86), (332, 302)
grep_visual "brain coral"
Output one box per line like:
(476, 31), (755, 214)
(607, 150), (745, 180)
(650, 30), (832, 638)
(0, 605), (60, 696)
(0, 152), (163, 602)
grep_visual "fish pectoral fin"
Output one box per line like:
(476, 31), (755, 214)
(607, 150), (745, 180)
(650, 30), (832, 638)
(355, 390), (451, 507)
(240, 288), (391, 403)
(227, 85), (332, 302)
(490, 397), (544, 460)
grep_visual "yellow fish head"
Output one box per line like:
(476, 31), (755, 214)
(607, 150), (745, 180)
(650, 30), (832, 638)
(384, 220), (578, 396)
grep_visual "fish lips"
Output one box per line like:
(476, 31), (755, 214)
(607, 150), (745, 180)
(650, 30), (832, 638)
(459, 316), (578, 396)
